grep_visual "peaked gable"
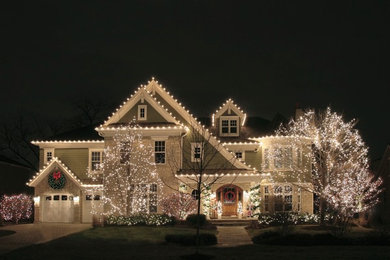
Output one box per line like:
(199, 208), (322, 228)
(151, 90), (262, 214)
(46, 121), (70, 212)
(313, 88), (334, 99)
(103, 87), (179, 126)
(212, 99), (247, 127)
(27, 157), (83, 188)
(144, 78), (254, 171)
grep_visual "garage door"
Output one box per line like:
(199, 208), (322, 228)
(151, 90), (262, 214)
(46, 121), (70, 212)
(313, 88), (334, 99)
(82, 193), (103, 223)
(42, 194), (74, 222)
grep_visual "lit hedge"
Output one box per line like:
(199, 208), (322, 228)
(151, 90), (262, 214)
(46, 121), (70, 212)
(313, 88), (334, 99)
(106, 214), (175, 226)
(258, 212), (320, 225)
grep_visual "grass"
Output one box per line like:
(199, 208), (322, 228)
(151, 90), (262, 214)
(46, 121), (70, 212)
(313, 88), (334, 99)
(247, 224), (376, 238)
(2, 225), (390, 259)
(0, 230), (15, 238)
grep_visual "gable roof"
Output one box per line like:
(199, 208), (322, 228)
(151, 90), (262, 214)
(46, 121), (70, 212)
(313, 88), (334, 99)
(143, 78), (253, 171)
(27, 157), (83, 188)
(212, 99), (247, 126)
(102, 87), (180, 126)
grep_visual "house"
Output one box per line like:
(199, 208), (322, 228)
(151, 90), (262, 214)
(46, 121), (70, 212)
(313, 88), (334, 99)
(27, 78), (313, 223)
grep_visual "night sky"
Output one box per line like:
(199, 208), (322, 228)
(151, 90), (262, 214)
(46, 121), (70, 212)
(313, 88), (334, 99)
(1, 1), (389, 160)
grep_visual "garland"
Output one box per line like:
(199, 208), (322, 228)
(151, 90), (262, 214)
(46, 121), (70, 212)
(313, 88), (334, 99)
(48, 170), (66, 189)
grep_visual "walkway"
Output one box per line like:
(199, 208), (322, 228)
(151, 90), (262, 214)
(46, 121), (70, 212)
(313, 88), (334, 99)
(0, 223), (91, 255)
(216, 226), (253, 247)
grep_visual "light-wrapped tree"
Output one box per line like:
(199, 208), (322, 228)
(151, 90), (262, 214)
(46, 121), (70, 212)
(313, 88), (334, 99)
(276, 107), (382, 224)
(89, 121), (164, 216)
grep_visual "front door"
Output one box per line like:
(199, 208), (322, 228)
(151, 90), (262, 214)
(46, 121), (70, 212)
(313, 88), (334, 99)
(216, 185), (242, 216)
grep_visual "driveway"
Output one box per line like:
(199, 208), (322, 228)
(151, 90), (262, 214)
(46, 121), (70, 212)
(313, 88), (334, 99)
(0, 223), (91, 255)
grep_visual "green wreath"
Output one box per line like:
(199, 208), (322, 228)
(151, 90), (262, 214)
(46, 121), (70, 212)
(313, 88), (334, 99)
(48, 170), (66, 189)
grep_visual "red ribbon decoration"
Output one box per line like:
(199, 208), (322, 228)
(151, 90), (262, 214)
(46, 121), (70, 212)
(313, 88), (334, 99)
(53, 171), (61, 180)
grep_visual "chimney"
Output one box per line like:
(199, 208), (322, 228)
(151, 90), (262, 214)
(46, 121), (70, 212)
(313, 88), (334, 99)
(295, 102), (304, 121)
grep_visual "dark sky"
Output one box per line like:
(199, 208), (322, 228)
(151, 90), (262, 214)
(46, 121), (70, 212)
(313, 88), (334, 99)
(1, 1), (389, 160)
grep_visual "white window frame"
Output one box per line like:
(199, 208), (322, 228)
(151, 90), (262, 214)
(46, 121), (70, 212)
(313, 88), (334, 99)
(191, 142), (203, 162)
(154, 140), (166, 165)
(234, 151), (245, 161)
(138, 105), (147, 121)
(89, 149), (103, 172)
(43, 148), (54, 164)
(273, 184), (293, 212)
(219, 116), (239, 136)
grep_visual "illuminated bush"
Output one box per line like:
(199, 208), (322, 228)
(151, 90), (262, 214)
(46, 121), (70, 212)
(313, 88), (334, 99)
(0, 194), (33, 224)
(160, 192), (197, 220)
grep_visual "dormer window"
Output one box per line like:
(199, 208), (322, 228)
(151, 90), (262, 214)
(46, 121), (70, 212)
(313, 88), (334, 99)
(219, 116), (239, 136)
(138, 105), (147, 120)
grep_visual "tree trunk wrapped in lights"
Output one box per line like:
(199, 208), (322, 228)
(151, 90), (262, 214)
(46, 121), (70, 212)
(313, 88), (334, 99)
(275, 107), (382, 224)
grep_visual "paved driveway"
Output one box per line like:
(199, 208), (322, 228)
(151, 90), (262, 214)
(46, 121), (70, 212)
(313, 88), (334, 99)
(0, 223), (91, 255)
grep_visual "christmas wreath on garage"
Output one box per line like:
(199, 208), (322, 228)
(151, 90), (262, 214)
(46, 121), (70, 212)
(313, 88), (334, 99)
(48, 170), (66, 189)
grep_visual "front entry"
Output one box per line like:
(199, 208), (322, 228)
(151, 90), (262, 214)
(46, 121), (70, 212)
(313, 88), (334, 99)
(216, 185), (243, 216)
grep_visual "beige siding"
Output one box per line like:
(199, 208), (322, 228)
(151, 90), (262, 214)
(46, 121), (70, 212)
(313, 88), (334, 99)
(118, 100), (168, 124)
(54, 148), (89, 180)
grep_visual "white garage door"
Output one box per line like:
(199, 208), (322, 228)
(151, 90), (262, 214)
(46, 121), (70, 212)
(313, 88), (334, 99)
(42, 194), (74, 223)
(82, 193), (103, 223)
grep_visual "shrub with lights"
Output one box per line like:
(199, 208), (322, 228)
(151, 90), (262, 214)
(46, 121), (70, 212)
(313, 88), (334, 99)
(0, 194), (33, 224)
(258, 212), (320, 226)
(160, 192), (197, 220)
(105, 214), (174, 226)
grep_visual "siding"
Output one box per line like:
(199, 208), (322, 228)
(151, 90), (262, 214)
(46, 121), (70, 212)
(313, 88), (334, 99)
(54, 148), (89, 180)
(118, 100), (168, 123)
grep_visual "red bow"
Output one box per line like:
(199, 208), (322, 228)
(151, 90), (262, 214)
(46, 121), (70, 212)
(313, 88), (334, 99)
(53, 171), (61, 180)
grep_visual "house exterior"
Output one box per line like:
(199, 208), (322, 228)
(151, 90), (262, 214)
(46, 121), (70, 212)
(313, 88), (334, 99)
(28, 78), (313, 223)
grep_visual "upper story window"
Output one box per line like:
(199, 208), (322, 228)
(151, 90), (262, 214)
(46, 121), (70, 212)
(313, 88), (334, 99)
(120, 142), (130, 164)
(90, 150), (103, 171)
(219, 116), (239, 136)
(191, 143), (203, 162)
(154, 141), (166, 164)
(138, 105), (147, 121)
(263, 146), (293, 170)
(235, 151), (245, 161)
(44, 148), (54, 164)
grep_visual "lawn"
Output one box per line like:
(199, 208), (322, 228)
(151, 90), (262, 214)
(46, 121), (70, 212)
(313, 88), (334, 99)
(247, 224), (375, 238)
(2, 225), (390, 259)
(0, 230), (15, 238)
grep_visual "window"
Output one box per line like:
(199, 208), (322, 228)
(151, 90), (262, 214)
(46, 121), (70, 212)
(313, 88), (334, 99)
(61, 195), (68, 201)
(264, 186), (269, 194)
(263, 148), (270, 169)
(273, 184), (293, 212)
(149, 184), (158, 213)
(297, 147), (302, 167)
(235, 151), (244, 160)
(47, 151), (53, 162)
(45, 196), (52, 201)
(191, 143), (203, 162)
(86, 195), (93, 200)
(120, 142), (130, 164)
(264, 195), (269, 212)
(273, 147), (293, 169)
(219, 116), (239, 136)
(128, 184), (158, 213)
(90, 151), (102, 171)
(53, 195), (60, 201)
(138, 105), (147, 120)
(154, 141), (165, 164)
(44, 148), (54, 164)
